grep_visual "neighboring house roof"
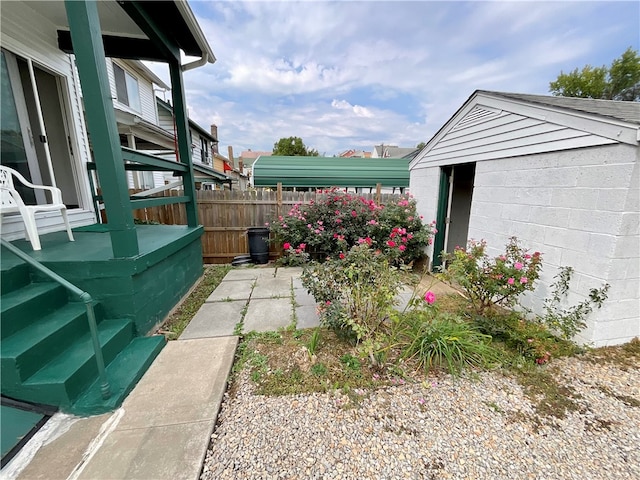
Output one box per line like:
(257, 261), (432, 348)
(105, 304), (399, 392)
(156, 97), (217, 142)
(240, 151), (272, 167)
(253, 156), (409, 188)
(373, 145), (417, 158)
(482, 91), (640, 125)
(339, 149), (372, 158)
(411, 90), (640, 169)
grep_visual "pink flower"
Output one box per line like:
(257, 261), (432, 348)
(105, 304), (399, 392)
(283, 242), (291, 250)
(339, 253), (345, 259)
(387, 240), (396, 247)
(399, 245), (406, 252)
(424, 291), (436, 305)
(514, 262), (523, 270)
(507, 277), (515, 285)
(351, 210), (357, 217)
(524, 254), (531, 259)
(520, 277), (528, 284)
(299, 243), (306, 250)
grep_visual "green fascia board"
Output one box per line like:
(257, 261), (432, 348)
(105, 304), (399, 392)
(193, 164), (230, 182)
(121, 147), (188, 172)
(253, 156), (409, 188)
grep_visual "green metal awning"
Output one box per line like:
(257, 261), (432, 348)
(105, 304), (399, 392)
(253, 156), (409, 188)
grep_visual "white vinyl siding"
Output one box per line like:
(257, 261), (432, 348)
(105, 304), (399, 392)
(0, 1), (95, 227)
(108, 60), (158, 124)
(414, 108), (617, 168)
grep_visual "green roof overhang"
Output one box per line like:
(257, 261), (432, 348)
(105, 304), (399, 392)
(193, 164), (231, 184)
(252, 156), (409, 188)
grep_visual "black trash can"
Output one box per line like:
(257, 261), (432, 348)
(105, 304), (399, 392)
(247, 227), (270, 264)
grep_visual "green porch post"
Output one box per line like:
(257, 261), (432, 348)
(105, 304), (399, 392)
(169, 60), (199, 227)
(65, 0), (139, 257)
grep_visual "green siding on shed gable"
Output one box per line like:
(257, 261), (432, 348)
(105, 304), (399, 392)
(253, 156), (409, 188)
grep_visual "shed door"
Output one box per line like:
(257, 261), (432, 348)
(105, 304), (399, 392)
(432, 162), (476, 268)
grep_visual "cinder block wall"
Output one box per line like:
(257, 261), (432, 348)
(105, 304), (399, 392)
(468, 143), (639, 346)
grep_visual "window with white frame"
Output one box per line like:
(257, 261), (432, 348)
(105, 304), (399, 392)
(113, 62), (141, 112)
(200, 136), (210, 164)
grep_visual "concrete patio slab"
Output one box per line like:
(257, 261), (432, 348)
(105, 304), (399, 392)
(296, 305), (321, 329)
(275, 267), (303, 280)
(180, 301), (244, 339)
(294, 287), (317, 307)
(251, 277), (292, 299)
(222, 269), (261, 281)
(117, 337), (238, 428)
(69, 337), (237, 480)
(243, 298), (294, 333)
(13, 413), (111, 480)
(206, 279), (254, 302)
(76, 421), (211, 480)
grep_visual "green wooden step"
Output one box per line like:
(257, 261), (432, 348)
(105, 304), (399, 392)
(1, 282), (68, 339)
(1, 261), (30, 295)
(1, 303), (90, 383)
(14, 320), (135, 409)
(72, 335), (166, 416)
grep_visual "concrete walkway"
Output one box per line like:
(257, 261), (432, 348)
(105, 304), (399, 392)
(5, 266), (455, 480)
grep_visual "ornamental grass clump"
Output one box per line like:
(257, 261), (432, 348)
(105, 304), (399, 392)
(440, 236), (542, 313)
(389, 291), (500, 375)
(269, 188), (433, 264)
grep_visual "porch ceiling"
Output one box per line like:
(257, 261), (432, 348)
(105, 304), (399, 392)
(29, 0), (213, 63)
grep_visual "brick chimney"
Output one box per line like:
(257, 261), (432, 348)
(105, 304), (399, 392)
(228, 146), (236, 169)
(210, 124), (219, 153)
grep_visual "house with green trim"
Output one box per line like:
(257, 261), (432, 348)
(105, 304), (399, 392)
(1, 0), (214, 416)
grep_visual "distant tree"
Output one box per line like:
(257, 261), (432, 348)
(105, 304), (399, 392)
(416, 142), (427, 150)
(549, 47), (640, 101)
(272, 136), (319, 156)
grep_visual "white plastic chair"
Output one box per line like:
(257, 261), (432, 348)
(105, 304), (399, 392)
(0, 165), (74, 251)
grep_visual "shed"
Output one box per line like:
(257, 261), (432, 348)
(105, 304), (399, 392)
(410, 90), (639, 346)
(253, 155), (409, 189)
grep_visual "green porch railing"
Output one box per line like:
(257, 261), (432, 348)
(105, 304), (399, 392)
(1, 239), (111, 400)
(87, 147), (193, 223)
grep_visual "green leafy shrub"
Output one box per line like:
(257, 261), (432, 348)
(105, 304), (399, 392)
(539, 266), (610, 340)
(301, 244), (403, 361)
(440, 237), (542, 313)
(268, 188), (433, 264)
(474, 311), (578, 365)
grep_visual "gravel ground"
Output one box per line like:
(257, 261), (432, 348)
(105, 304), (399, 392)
(201, 355), (639, 480)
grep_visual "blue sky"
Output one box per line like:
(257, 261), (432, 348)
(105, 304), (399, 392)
(149, 0), (639, 157)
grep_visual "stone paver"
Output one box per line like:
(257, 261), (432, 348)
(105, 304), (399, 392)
(243, 298), (293, 333)
(180, 301), (245, 339)
(250, 277), (292, 299)
(295, 305), (320, 329)
(206, 279), (254, 302)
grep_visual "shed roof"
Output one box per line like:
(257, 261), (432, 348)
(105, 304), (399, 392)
(253, 156), (409, 188)
(483, 91), (640, 125)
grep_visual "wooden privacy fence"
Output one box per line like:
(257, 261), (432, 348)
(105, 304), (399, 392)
(131, 186), (401, 264)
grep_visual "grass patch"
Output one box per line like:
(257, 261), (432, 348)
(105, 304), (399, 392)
(509, 365), (582, 430)
(158, 264), (231, 340)
(581, 337), (640, 370)
(237, 329), (390, 397)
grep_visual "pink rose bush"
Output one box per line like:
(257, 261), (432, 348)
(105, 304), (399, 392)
(440, 236), (542, 313)
(270, 188), (433, 264)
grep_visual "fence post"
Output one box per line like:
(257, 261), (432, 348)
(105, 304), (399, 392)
(376, 183), (382, 205)
(277, 182), (283, 218)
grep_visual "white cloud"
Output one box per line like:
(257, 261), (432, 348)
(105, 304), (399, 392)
(148, 1), (639, 156)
